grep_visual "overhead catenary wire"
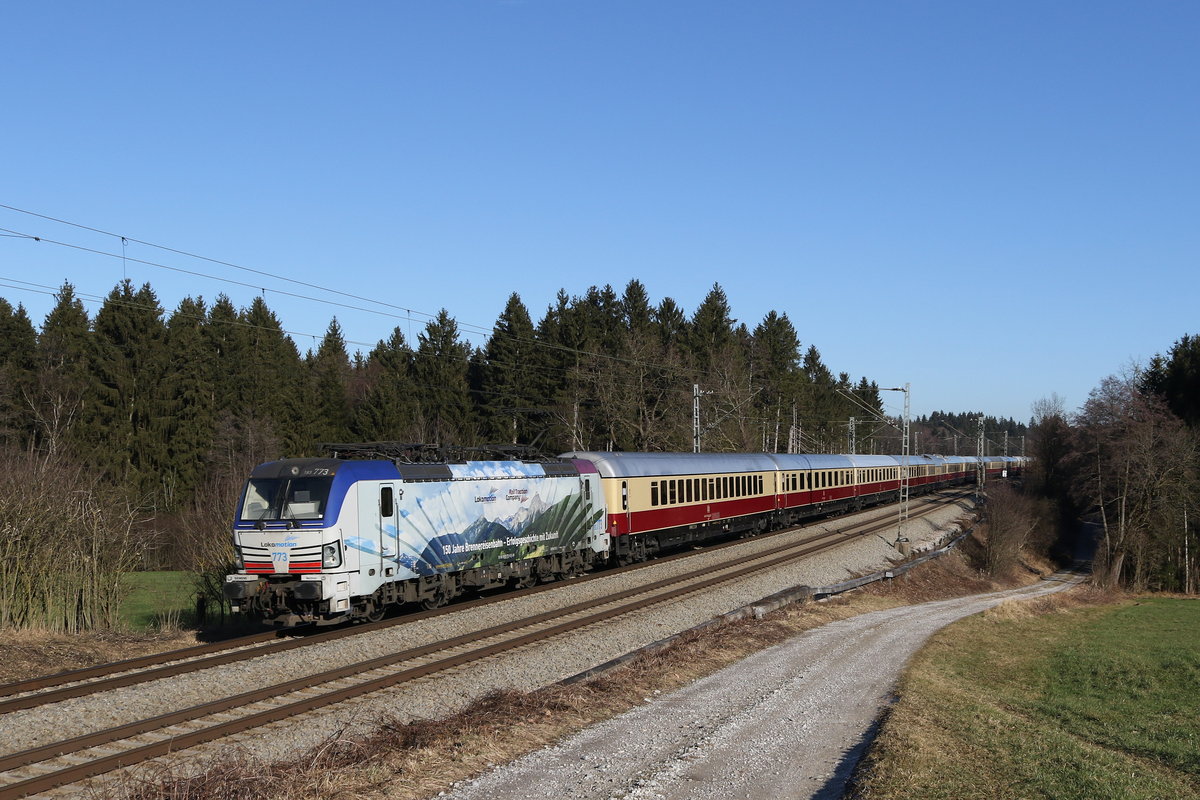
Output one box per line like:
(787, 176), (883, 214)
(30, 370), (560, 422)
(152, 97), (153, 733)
(0, 205), (893, 405)
(0, 236), (799, 413)
(0, 221), (713, 382)
(0, 205), (898, 437)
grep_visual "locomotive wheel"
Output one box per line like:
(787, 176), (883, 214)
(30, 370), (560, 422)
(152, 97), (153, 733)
(364, 604), (386, 623)
(419, 591), (446, 610)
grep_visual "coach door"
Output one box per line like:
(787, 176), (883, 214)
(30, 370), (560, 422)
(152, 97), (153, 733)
(621, 480), (630, 532)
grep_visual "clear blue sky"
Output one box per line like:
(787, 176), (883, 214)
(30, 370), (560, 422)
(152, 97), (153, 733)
(3, 1), (1197, 425)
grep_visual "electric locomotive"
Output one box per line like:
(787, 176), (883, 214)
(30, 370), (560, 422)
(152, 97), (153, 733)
(223, 455), (607, 626)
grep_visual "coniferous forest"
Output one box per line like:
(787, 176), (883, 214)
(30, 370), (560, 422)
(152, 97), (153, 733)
(0, 277), (1034, 630)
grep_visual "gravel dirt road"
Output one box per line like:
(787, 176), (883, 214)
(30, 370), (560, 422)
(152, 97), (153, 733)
(443, 572), (1083, 800)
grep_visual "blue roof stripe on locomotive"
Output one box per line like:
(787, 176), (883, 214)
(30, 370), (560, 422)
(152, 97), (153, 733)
(323, 460), (402, 522)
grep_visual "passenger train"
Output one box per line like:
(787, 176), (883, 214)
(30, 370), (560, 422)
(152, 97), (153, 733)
(223, 449), (1024, 626)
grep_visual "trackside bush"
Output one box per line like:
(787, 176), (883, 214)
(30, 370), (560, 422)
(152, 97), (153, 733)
(0, 449), (143, 632)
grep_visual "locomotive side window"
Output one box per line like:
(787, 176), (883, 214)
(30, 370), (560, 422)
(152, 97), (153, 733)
(380, 487), (394, 518)
(621, 481), (628, 511)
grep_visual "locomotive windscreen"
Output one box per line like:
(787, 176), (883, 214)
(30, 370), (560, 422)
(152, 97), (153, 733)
(240, 476), (334, 521)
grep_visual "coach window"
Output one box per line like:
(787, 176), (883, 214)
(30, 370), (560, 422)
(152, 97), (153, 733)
(685, 479), (693, 503)
(621, 481), (629, 511)
(668, 480), (677, 505)
(651, 481), (659, 507)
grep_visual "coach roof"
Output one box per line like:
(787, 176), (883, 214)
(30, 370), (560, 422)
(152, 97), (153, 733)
(562, 451), (780, 479)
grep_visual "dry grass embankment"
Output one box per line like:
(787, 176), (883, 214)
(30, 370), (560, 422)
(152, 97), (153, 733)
(0, 628), (199, 686)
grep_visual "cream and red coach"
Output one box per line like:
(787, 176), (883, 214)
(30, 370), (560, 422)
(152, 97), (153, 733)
(561, 451), (984, 565)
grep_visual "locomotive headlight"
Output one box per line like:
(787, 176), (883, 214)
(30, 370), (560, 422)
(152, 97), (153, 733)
(322, 541), (342, 568)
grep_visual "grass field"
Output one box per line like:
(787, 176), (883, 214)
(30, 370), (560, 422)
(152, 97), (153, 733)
(120, 571), (198, 630)
(854, 594), (1200, 800)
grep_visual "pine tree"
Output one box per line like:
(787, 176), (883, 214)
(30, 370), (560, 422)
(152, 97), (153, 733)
(750, 311), (802, 452)
(88, 280), (170, 503)
(161, 296), (216, 505)
(204, 294), (247, 421)
(688, 283), (736, 375)
(412, 309), (473, 446)
(240, 296), (307, 455)
(0, 299), (37, 449)
(1161, 334), (1200, 427)
(801, 345), (839, 451)
(532, 291), (580, 450)
(307, 318), (353, 445)
(353, 327), (419, 441)
(480, 293), (540, 444)
(34, 283), (95, 456)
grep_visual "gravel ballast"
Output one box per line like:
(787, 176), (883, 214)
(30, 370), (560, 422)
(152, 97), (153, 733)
(4, 496), (977, 791)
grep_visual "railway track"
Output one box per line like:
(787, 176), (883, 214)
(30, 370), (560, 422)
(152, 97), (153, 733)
(0, 490), (974, 799)
(0, 489), (973, 712)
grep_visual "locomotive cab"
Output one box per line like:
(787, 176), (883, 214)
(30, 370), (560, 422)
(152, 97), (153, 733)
(223, 458), (376, 626)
